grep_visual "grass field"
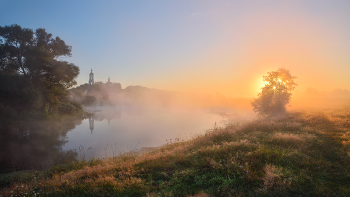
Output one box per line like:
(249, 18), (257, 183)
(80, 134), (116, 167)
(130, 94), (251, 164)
(1, 107), (350, 196)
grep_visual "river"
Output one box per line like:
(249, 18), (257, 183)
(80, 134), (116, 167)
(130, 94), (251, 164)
(0, 105), (253, 173)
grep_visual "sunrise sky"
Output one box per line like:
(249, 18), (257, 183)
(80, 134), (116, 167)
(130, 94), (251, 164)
(1, 0), (349, 97)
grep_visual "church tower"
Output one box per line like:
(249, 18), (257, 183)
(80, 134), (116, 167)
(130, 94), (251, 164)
(89, 69), (94, 85)
(89, 116), (94, 134)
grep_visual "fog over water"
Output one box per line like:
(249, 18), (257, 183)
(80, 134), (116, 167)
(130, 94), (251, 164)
(0, 101), (254, 173)
(2, 77), (347, 173)
(62, 80), (256, 160)
(62, 105), (253, 160)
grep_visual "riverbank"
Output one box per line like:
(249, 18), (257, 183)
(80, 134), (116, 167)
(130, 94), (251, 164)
(1, 107), (350, 196)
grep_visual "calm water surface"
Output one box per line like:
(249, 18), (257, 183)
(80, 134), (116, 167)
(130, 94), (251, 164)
(63, 106), (229, 160)
(1, 105), (253, 173)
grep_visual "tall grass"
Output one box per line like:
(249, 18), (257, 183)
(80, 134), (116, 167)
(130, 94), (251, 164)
(1, 107), (350, 196)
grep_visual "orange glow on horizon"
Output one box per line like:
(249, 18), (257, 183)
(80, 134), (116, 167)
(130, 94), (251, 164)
(138, 2), (349, 100)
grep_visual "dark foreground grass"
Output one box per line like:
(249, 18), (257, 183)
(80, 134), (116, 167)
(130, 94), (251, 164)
(1, 107), (350, 196)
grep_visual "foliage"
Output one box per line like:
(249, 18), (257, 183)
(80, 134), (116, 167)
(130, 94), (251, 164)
(1, 107), (350, 196)
(82, 95), (97, 106)
(69, 100), (83, 110)
(0, 24), (80, 116)
(0, 75), (40, 109)
(69, 82), (123, 106)
(252, 68), (297, 116)
(58, 102), (79, 114)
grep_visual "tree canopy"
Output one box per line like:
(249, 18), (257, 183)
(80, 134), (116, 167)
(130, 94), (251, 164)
(0, 24), (80, 117)
(251, 68), (297, 116)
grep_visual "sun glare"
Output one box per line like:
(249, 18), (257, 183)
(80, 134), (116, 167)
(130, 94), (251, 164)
(258, 80), (265, 90)
(255, 78), (269, 94)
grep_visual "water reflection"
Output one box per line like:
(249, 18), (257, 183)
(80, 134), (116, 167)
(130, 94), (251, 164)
(89, 117), (94, 134)
(0, 106), (253, 173)
(0, 116), (83, 173)
(63, 106), (231, 160)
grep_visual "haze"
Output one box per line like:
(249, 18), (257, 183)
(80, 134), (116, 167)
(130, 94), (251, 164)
(1, 0), (349, 99)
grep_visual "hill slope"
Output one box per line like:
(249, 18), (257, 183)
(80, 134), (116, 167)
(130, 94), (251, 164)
(1, 107), (350, 196)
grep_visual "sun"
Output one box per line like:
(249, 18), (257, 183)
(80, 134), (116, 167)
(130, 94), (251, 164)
(255, 77), (269, 95)
(259, 80), (269, 89)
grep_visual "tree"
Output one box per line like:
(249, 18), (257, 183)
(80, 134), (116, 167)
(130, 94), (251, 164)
(0, 24), (80, 115)
(251, 68), (297, 116)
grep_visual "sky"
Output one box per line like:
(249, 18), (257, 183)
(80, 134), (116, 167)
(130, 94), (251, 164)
(1, 0), (350, 97)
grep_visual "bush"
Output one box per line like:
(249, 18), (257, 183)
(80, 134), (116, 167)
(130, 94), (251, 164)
(82, 95), (96, 106)
(58, 102), (77, 114)
(69, 100), (83, 110)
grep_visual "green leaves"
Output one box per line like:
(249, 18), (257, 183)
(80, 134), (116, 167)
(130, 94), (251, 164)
(0, 24), (79, 115)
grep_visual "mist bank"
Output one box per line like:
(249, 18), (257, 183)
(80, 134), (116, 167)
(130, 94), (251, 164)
(69, 82), (254, 117)
(290, 87), (350, 110)
(69, 82), (350, 118)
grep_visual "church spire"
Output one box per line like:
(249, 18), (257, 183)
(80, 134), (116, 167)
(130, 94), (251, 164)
(89, 69), (94, 85)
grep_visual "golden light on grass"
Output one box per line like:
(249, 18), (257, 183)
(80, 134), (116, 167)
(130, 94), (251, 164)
(1, 107), (350, 196)
(272, 132), (302, 143)
(263, 164), (284, 189)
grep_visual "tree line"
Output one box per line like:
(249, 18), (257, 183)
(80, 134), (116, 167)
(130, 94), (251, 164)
(0, 24), (81, 121)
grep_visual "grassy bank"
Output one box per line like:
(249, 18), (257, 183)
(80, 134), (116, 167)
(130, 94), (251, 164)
(1, 107), (350, 196)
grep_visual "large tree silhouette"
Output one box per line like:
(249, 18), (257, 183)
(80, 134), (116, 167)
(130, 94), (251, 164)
(0, 24), (79, 115)
(252, 68), (297, 116)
